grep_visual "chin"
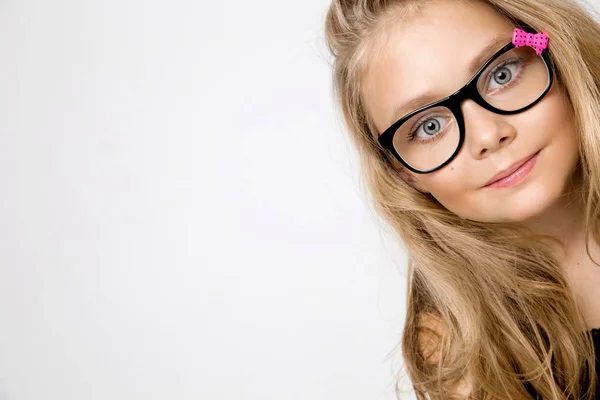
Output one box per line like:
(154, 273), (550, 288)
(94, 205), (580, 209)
(471, 175), (567, 223)
(511, 183), (560, 222)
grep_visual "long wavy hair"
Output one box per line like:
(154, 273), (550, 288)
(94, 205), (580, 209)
(324, 0), (600, 398)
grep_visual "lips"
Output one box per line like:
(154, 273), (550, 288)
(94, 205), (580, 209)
(484, 151), (539, 187)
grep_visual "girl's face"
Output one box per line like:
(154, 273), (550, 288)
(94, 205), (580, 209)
(362, 0), (580, 223)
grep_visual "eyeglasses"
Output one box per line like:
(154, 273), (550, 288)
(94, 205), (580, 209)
(377, 32), (554, 174)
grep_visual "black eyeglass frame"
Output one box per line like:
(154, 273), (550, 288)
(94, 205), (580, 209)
(376, 41), (554, 174)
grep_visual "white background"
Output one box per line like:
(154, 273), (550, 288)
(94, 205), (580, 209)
(8, 0), (598, 399)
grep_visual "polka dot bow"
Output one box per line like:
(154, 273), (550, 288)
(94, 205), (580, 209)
(512, 28), (549, 55)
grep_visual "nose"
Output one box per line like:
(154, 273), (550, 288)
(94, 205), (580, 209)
(461, 99), (516, 159)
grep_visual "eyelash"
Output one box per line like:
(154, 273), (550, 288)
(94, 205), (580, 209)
(407, 57), (524, 142)
(407, 114), (449, 143)
(484, 57), (524, 92)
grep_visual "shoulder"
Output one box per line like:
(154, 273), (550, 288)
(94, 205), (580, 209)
(417, 313), (446, 363)
(417, 313), (474, 398)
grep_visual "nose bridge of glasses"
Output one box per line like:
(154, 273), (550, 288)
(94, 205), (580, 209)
(460, 98), (498, 128)
(447, 77), (486, 110)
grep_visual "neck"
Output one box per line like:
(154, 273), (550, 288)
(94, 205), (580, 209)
(520, 165), (588, 262)
(516, 166), (600, 331)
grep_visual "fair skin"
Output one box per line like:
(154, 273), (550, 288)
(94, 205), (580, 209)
(361, 0), (600, 329)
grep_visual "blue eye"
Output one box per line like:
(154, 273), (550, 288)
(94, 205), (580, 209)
(408, 115), (451, 143)
(486, 58), (523, 91)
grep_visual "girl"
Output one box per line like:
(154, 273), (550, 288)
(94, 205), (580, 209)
(324, 0), (600, 398)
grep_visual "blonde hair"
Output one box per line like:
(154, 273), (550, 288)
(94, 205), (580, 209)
(324, 0), (600, 398)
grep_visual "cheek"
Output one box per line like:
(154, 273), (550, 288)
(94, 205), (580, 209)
(527, 82), (576, 146)
(420, 164), (477, 213)
(515, 86), (580, 176)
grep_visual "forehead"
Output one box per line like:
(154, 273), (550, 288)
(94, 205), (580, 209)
(361, 0), (515, 133)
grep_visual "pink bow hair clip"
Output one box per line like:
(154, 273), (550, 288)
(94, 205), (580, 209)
(512, 28), (549, 55)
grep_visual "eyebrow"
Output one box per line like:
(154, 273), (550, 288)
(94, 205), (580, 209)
(389, 34), (512, 124)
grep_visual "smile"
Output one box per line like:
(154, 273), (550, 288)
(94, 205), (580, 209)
(483, 150), (540, 189)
